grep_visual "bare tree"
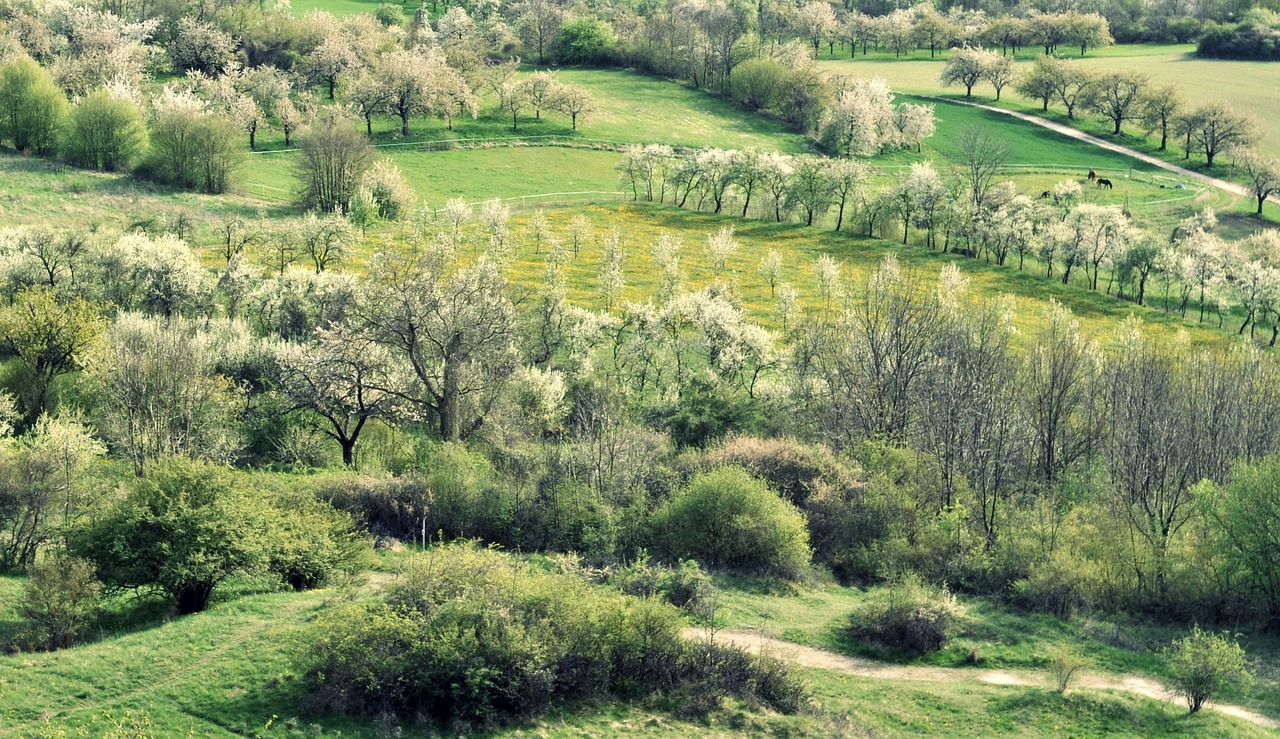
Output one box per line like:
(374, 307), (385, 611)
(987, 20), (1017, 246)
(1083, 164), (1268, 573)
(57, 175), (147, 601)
(956, 125), (1008, 210)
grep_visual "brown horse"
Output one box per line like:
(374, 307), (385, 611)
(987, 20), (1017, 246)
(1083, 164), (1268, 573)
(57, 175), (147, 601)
(1088, 168), (1097, 182)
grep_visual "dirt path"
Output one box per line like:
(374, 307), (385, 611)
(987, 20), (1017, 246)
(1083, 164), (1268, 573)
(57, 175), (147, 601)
(692, 628), (1279, 731)
(917, 96), (1251, 198)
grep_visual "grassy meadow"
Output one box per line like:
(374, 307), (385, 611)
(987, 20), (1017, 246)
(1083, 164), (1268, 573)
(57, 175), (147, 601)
(818, 43), (1280, 169)
(2, 557), (1276, 738)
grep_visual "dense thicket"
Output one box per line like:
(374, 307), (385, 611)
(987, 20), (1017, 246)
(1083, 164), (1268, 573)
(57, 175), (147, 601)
(1197, 11), (1280, 60)
(304, 543), (808, 725)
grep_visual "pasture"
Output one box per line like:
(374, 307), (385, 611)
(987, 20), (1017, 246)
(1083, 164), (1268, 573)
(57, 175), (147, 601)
(819, 44), (1280, 162)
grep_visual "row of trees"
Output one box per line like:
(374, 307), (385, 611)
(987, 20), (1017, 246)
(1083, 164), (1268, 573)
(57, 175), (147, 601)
(934, 47), (1267, 179)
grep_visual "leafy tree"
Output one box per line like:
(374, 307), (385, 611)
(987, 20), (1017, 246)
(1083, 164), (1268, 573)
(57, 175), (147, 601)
(0, 54), (67, 155)
(0, 287), (104, 426)
(1164, 627), (1252, 714)
(299, 36), (358, 101)
(91, 314), (241, 475)
(60, 89), (146, 172)
(910, 7), (956, 58)
(70, 458), (264, 614)
(1064, 11), (1113, 56)
(1016, 55), (1060, 112)
(1140, 84), (1183, 151)
(1084, 71), (1148, 135)
(1205, 457), (1280, 622)
(143, 109), (241, 194)
(169, 18), (235, 75)
(551, 82), (595, 130)
(362, 256), (519, 442)
(982, 54), (1015, 101)
(650, 465), (810, 578)
(556, 16), (614, 64)
(793, 1), (837, 55)
(294, 111), (375, 214)
(1185, 103), (1255, 167)
(275, 322), (405, 466)
(1230, 147), (1280, 215)
(938, 46), (990, 98)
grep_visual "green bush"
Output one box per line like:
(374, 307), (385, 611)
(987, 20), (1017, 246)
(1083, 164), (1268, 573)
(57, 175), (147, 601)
(70, 458), (264, 614)
(317, 445), (515, 546)
(612, 552), (712, 612)
(846, 573), (964, 657)
(1164, 627), (1252, 713)
(0, 55), (67, 155)
(60, 89), (146, 172)
(141, 109), (241, 193)
(264, 490), (369, 590)
(304, 543), (807, 725)
(19, 556), (100, 651)
(649, 466), (811, 579)
(72, 459), (366, 613)
(701, 436), (847, 506)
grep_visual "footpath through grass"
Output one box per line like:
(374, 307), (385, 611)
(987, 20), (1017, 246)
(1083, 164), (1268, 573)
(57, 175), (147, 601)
(711, 574), (1280, 727)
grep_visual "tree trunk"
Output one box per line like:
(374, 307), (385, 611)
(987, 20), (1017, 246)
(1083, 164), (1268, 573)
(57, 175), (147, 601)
(439, 332), (464, 441)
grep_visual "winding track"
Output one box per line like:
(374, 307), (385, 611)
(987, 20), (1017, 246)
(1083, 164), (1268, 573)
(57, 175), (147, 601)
(917, 96), (1251, 198)
(689, 628), (1279, 731)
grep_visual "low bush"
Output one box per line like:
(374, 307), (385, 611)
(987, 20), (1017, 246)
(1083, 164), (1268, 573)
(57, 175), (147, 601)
(612, 552), (712, 612)
(303, 543), (807, 726)
(18, 556), (100, 651)
(1164, 626), (1253, 713)
(846, 573), (964, 657)
(649, 465), (811, 579)
(697, 436), (848, 506)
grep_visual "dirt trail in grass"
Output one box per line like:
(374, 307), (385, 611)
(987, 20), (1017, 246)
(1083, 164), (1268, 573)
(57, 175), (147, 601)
(917, 96), (1251, 198)
(695, 628), (1279, 731)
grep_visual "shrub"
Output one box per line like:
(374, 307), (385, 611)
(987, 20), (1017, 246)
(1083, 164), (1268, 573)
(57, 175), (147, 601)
(317, 445), (515, 546)
(729, 58), (788, 111)
(528, 479), (616, 559)
(294, 112), (374, 212)
(1164, 626), (1252, 713)
(361, 159), (415, 221)
(0, 54), (67, 155)
(70, 458), (265, 614)
(649, 465), (811, 579)
(304, 543), (807, 725)
(264, 490), (369, 590)
(846, 573), (964, 656)
(142, 109), (241, 193)
(556, 16), (614, 64)
(612, 552), (712, 612)
(1046, 644), (1090, 693)
(373, 3), (403, 27)
(19, 556), (100, 651)
(702, 436), (846, 506)
(60, 89), (146, 172)
(659, 381), (762, 449)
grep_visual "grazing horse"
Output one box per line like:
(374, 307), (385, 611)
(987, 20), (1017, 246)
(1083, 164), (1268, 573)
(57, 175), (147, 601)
(1088, 168), (1097, 182)
(1039, 190), (1052, 199)
(1096, 178), (1113, 189)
